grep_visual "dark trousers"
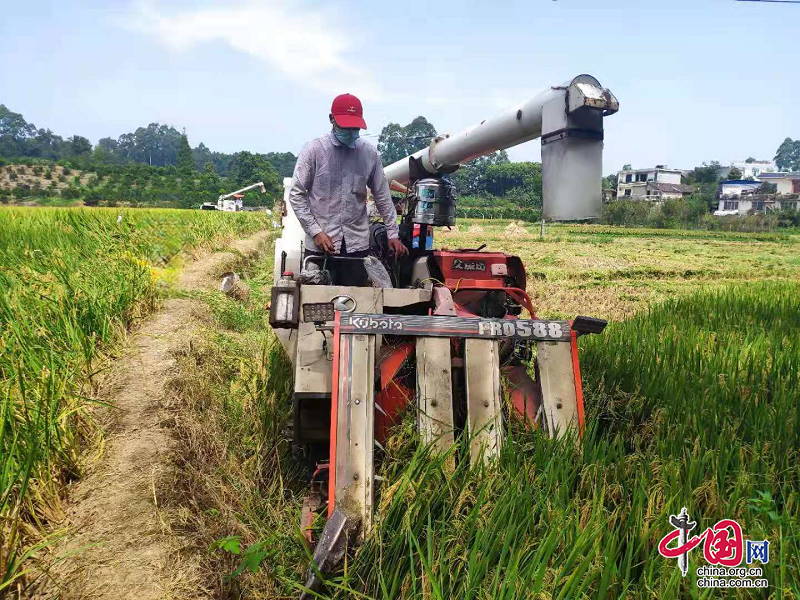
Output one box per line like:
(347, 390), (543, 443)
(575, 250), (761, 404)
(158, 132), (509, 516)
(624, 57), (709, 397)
(304, 237), (370, 287)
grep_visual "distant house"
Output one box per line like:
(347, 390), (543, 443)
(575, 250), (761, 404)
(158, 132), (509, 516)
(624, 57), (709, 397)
(603, 188), (617, 202)
(718, 180), (763, 197)
(714, 176), (800, 215)
(645, 182), (695, 199)
(730, 159), (778, 180)
(616, 165), (694, 200)
(756, 172), (800, 195)
(714, 196), (798, 215)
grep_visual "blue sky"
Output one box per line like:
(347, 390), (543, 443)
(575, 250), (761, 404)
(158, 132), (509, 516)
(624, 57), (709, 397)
(1, 0), (798, 174)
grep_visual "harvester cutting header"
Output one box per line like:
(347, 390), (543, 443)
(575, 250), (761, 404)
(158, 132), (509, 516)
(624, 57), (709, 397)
(268, 75), (618, 595)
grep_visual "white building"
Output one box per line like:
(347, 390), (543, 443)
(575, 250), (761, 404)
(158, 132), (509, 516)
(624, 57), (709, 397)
(616, 165), (694, 199)
(715, 197), (798, 215)
(730, 159), (778, 180)
(714, 174), (800, 215)
(719, 180), (762, 197)
(757, 172), (800, 195)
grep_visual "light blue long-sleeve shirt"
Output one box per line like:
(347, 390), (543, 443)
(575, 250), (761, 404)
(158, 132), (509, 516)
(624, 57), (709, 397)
(289, 132), (400, 253)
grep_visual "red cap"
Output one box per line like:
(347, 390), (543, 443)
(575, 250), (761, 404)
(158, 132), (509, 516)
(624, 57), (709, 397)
(331, 93), (366, 129)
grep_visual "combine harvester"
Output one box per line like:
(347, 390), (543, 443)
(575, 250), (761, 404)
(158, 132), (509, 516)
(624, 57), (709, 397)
(269, 75), (619, 595)
(200, 181), (266, 211)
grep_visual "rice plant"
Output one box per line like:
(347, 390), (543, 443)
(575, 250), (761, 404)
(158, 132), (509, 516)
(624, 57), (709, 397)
(0, 206), (268, 592)
(317, 281), (800, 598)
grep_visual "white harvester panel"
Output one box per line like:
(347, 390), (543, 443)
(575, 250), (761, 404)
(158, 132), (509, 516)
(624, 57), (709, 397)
(536, 341), (581, 437)
(415, 337), (456, 451)
(464, 338), (504, 463)
(333, 333), (376, 536)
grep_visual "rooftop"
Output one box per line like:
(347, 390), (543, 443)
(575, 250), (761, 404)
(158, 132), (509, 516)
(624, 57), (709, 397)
(647, 182), (695, 194)
(619, 166), (683, 173)
(757, 172), (800, 179)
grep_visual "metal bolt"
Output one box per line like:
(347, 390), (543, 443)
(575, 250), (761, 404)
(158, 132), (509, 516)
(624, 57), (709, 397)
(483, 401), (490, 408)
(556, 402), (563, 409)
(353, 473), (359, 481)
(355, 399), (361, 405)
(430, 399), (438, 407)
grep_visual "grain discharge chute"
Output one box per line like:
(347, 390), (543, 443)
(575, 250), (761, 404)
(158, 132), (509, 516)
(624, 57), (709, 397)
(269, 74), (618, 596)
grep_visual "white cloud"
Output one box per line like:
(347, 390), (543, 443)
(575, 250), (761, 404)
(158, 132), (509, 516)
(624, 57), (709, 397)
(124, 0), (383, 100)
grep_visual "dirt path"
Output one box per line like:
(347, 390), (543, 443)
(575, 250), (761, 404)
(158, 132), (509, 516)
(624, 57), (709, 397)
(33, 231), (271, 600)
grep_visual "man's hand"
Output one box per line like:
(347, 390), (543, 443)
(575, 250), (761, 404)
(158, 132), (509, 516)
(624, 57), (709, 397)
(313, 232), (335, 253)
(388, 238), (408, 258)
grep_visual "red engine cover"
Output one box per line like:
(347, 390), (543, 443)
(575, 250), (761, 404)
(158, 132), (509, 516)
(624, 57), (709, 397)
(434, 251), (512, 289)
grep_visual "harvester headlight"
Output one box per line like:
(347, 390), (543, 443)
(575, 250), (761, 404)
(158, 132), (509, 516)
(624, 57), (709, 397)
(303, 302), (336, 323)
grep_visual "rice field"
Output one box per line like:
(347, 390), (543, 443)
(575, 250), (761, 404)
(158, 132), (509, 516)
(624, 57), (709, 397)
(0, 207), (270, 592)
(2, 210), (798, 597)
(331, 281), (800, 598)
(169, 222), (799, 599)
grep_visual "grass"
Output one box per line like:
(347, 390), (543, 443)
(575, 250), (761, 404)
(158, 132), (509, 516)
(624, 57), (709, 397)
(0, 206), (269, 593)
(163, 238), (308, 597)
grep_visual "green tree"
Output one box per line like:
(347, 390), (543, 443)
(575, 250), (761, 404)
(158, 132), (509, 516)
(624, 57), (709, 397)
(774, 138), (800, 171)
(0, 105), (37, 157)
(69, 135), (92, 156)
(603, 173), (618, 191)
(116, 123), (183, 166)
(451, 150), (510, 196)
(377, 116), (437, 166)
(198, 161), (221, 193)
(265, 151), (298, 177)
(728, 167), (743, 180)
(685, 161), (723, 185)
(230, 151), (281, 205)
(177, 133), (194, 177)
(192, 142), (213, 170)
(30, 128), (66, 160)
(482, 161), (543, 208)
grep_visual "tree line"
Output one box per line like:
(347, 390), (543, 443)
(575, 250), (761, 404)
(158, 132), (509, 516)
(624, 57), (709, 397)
(0, 104), (299, 207)
(0, 104), (298, 177)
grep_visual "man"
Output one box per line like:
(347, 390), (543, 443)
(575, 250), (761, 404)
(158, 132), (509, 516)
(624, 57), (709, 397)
(289, 93), (407, 286)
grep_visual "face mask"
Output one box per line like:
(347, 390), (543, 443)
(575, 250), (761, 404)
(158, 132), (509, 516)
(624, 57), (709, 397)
(333, 125), (360, 148)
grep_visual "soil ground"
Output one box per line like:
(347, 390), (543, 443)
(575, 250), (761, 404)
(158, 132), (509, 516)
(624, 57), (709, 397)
(30, 231), (270, 600)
